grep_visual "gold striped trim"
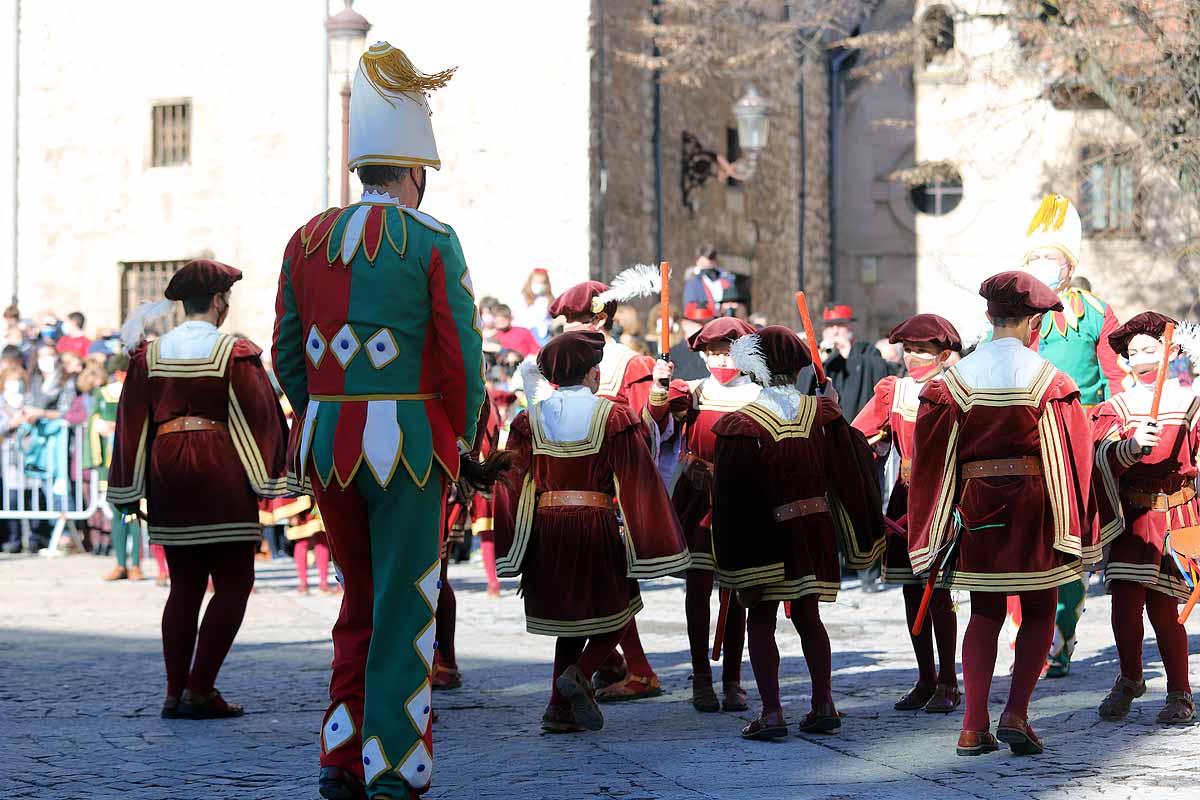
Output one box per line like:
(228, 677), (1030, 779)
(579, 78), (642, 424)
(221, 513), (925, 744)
(909, 420), (960, 573)
(832, 495), (886, 569)
(107, 417), (149, 503)
(1094, 435), (1126, 547)
(1105, 562), (1191, 601)
(891, 376), (922, 422)
(715, 562), (787, 589)
(737, 396), (819, 442)
(228, 385), (287, 497)
(688, 552), (716, 572)
(757, 577), (841, 603)
(1037, 406), (1075, 557)
(942, 362), (1057, 411)
(614, 473), (692, 577)
(348, 153), (442, 170)
(945, 562), (1082, 592)
(471, 516), (494, 535)
(529, 399), (613, 458)
(596, 347), (635, 400)
(525, 596), (644, 637)
(147, 336), (236, 378)
(495, 474), (536, 577)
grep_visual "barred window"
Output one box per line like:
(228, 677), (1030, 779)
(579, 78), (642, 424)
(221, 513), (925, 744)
(151, 101), (191, 167)
(1079, 145), (1138, 236)
(120, 261), (187, 332)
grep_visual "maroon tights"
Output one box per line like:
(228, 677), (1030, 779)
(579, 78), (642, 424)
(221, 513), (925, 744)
(903, 585), (958, 687)
(746, 596), (832, 716)
(961, 589), (1056, 732)
(1111, 580), (1191, 693)
(686, 569), (745, 686)
(549, 627), (627, 708)
(161, 542), (256, 698)
(435, 556), (457, 669)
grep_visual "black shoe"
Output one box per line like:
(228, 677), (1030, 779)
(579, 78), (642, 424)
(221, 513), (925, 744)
(1, 541), (20, 554)
(319, 766), (367, 800)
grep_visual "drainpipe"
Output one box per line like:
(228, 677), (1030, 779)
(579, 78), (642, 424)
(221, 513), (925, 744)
(651, 0), (664, 265)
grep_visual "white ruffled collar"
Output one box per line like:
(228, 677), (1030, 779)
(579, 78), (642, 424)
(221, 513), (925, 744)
(754, 385), (806, 421)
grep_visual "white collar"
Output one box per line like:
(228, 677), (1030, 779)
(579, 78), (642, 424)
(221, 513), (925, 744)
(360, 189), (403, 206)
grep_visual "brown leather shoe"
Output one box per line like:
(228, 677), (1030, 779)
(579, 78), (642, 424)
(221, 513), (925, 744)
(956, 729), (999, 756)
(555, 665), (604, 731)
(996, 711), (1043, 755)
(1157, 691), (1195, 724)
(894, 681), (935, 711)
(103, 566), (127, 582)
(541, 704), (586, 734)
(1098, 674), (1146, 720)
(796, 703), (841, 734)
(177, 688), (245, 720)
(691, 675), (720, 713)
(160, 696), (180, 720)
(722, 682), (749, 712)
(591, 653), (628, 691)
(924, 684), (961, 714)
(126, 566), (145, 581)
(595, 673), (663, 703)
(431, 664), (463, 691)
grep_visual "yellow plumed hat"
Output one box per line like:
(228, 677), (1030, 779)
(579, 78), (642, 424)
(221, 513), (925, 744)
(348, 42), (456, 172)
(1022, 193), (1082, 266)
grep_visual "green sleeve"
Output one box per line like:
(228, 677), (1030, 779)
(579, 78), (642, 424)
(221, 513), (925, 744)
(271, 234), (309, 415)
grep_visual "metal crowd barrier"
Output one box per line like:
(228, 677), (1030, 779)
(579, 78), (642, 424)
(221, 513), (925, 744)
(0, 422), (103, 556)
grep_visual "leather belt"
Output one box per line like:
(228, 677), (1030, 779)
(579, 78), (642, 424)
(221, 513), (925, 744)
(772, 496), (830, 523)
(156, 416), (227, 436)
(961, 457), (1042, 480)
(900, 457), (913, 486)
(685, 454), (714, 473)
(1124, 485), (1196, 512)
(537, 491), (615, 510)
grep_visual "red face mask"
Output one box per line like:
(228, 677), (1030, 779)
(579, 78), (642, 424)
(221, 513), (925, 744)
(708, 366), (741, 384)
(1137, 369), (1158, 385)
(907, 361), (941, 382)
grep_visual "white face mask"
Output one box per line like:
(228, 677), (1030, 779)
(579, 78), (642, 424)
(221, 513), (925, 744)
(531, 283), (548, 296)
(38, 356), (56, 376)
(1027, 263), (1064, 292)
(4, 379), (22, 405)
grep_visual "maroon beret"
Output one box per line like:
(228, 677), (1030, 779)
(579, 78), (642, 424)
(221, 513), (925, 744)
(1108, 311), (1175, 356)
(687, 317), (756, 352)
(979, 270), (1064, 318)
(548, 281), (616, 325)
(164, 259), (243, 301)
(758, 325), (812, 377)
(537, 330), (606, 385)
(889, 314), (962, 352)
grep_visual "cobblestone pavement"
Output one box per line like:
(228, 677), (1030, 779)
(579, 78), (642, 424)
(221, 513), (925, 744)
(2, 553), (1198, 799)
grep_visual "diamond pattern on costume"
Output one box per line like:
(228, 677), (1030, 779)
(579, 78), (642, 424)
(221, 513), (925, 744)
(365, 329), (399, 369)
(416, 561), (440, 613)
(341, 205), (370, 264)
(404, 680), (432, 735)
(330, 324), (361, 369)
(414, 618), (436, 671)
(361, 736), (391, 786)
(306, 325), (327, 368)
(321, 703), (355, 753)
(398, 740), (434, 790)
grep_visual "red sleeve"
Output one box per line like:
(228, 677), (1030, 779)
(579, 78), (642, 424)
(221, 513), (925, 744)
(108, 349), (152, 506)
(906, 381), (959, 573)
(494, 412), (532, 573)
(822, 399), (886, 568)
(609, 405), (690, 577)
(228, 340), (289, 498)
(1050, 388), (1101, 562)
(1090, 400), (1132, 548)
(1098, 305), (1126, 397)
(851, 375), (895, 444)
(622, 355), (657, 418)
(648, 377), (690, 427)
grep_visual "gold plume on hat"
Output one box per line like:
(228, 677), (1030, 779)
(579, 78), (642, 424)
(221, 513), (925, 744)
(361, 44), (456, 107)
(1026, 194), (1071, 236)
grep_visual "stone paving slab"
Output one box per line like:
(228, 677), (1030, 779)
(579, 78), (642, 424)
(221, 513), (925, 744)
(2, 554), (1199, 799)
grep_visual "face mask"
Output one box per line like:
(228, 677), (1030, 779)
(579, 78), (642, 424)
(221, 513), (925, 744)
(1136, 369), (1158, 385)
(4, 380), (21, 405)
(904, 353), (941, 382)
(708, 366), (741, 384)
(1028, 263), (1064, 292)
(531, 283), (548, 296)
(38, 356), (56, 375)
(413, 168), (427, 208)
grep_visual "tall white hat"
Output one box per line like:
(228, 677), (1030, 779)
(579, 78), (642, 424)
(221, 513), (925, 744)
(348, 42), (455, 172)
(1022, 193), (1083, 266)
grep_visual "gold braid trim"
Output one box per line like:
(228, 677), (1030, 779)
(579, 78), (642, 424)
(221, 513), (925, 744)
(361, 45), (456, 105)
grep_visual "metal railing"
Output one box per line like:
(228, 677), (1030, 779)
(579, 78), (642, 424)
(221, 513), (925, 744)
(0, 422), (103, 556)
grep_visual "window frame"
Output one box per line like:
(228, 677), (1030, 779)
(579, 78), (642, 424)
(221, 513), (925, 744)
(1078, 143), (1141, 238)
(119, 261), (188, 331)
(149, 99), (192, 168)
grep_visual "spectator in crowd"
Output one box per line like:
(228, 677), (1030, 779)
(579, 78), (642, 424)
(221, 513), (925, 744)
(682, 243), (738, 322)
(799, 303), (889, 421)
(478, 296), (501, 333)
(668, 306), (712, 381)
(56, 312), (91, 359)
(0, 346), (28, 554)
(513, 268), (555, 345)
(875, 338), (906, 378)
(26, 345), (75, 421)
(489, 304), (541, 358)
(748, 312), (768, 330)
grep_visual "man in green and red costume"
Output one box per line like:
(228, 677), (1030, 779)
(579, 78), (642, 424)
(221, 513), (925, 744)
(272, 42), (484, 800)
(1019, 193), (1124, 678)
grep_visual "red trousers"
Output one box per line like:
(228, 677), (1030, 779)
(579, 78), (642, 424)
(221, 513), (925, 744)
(161, 542), (256, 698)
(1110, 580), (1191, 693)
